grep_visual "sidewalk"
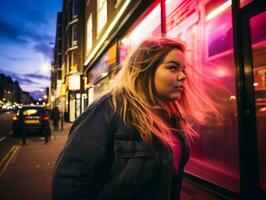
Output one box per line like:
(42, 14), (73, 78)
(0, 122), (223, 200)
(0, 122), (72, 200)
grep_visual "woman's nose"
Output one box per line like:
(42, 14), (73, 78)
(177, 71), (186, 82)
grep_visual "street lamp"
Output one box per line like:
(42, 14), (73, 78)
(67, 70), (82, 91)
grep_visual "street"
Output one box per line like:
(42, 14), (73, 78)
(0, 111), (20, 168)
(0, 111), (15, 138)
(0, 122), (70, 200)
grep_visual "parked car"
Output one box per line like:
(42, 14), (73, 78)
(12, 105), (51, 137)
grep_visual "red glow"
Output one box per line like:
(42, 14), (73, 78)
(213, 66), (230, 78)
(42, 116), (49, 121)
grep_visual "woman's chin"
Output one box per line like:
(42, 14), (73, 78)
(159, 93), (182, 102)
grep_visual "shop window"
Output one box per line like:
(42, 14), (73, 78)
(205, 0), (233, 58)
(81, 93), (88, 113)
(69, 94), (75, 122)
(76, 93), (81, 118)
(97, 0), (107, 34)
(93, 76), (110, 101)
(88, 87), (94, 105)
(65, 93), (69, 113)
(88, 52), (109, 84)
(250, 11), (266, 192)
(166, 0), (239, 192)
(86, 14), (93, 53)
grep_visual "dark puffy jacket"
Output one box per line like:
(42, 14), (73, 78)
(52, 94), (189, 200)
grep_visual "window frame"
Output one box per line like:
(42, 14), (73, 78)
(97, 0), (107, 34)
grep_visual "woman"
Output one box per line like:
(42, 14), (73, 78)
(52, 37), (220, 200)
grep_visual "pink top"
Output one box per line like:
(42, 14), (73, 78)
(171, 134), (183, 173)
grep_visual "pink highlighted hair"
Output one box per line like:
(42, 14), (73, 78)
(109, 37), (221, 148)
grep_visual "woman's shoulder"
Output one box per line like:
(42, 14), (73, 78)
(89, 93), (113, 110)
(68, 93), (116, 136)
(83, 93), (116, 120)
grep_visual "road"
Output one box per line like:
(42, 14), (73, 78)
(0, 111), (21, 180)
(0, 123), (70, 200)
(0, 111), (15, 139)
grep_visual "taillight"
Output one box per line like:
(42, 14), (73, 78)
(43, 116), (49, 121)
(13, 116), (19, 121)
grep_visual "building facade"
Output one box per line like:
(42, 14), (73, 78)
(51, 12), (63, 113)
(0, 74), (22, 103)
(53, 0), (266, 199)
(59, 0), (85, 122)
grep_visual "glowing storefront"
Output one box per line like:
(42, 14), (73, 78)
(84, 0), (266, 198)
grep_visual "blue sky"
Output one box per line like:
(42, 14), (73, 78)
(0, 0), (62, 99)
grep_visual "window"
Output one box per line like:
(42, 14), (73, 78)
(71, 51), (77, 70)
(166, 0), (239, 193)
(67, 6), (71, 22)
(97, 0), (107, 34)
(66, 54), (71, 74)
(86, 14), (93, 53)
(72, 24), (78, 46)
(72, 0), (78, 18)
(66, 32), (72, 49)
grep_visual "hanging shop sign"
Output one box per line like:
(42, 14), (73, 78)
(68, 70), (82, 91)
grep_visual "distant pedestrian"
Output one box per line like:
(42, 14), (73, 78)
(52, 37), (221, 200)
(50, 107), (60, 131)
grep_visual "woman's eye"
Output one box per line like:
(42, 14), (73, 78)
(169, 66), (179, 72)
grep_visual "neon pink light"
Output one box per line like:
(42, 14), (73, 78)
(206, 0), (231, 21)
(213, 67), (230, 78)
(165, 0), (182, 17)
(125, 3), (161, 44)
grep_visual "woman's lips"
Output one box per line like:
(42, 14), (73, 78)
(174, 85), (184, 91)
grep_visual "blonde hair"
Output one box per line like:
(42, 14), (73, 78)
(109, 37), (220, 147)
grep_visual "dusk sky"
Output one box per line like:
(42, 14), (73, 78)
(0, 0), (62, 99)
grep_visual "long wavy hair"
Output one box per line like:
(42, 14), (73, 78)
(109, 37), (220, 147)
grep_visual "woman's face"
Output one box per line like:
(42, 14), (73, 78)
(154, 49), (186, 102)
